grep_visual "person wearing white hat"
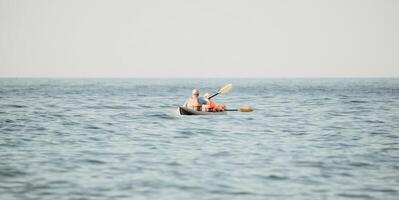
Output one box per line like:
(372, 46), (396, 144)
(183, 89), (207, 110)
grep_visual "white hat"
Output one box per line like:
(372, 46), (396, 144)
(192, 89), (199, 95)
(204, 93), (211, 98)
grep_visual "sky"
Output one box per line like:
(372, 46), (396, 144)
(0, 0), (398, 78)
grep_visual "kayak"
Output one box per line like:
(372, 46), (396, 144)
(178, 106), (226, 115)
(177, 106), (226, 115)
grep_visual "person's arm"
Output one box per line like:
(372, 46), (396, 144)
(199, 97), (208, 105)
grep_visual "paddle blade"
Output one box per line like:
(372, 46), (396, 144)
(239, 107), (253, 112)
(219, 83), (233, 94)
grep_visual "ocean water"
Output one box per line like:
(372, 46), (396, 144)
(1, 78), (398, 200)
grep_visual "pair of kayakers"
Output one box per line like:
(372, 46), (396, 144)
(183, 89), (225, 112)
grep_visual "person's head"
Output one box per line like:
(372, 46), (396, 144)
(204, 93), (211, 99)
(192, 89), (199, 97)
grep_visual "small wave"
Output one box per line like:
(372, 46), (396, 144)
(85, 125), (101, 130)
(2, 127), (18, 132)
(210, 151), (231, 157)
(166, 161), (181, 166)
(177, 130), (196, 135)
(173, 135), (190, 139)
(382, 147), (399, 151)
(208, 189), (254, 196)
(385, 134), (399, 139)
(82, 159), (106, 164)
(47, 180), (74, 187)
(102, 105), (135, 109)
(337, 193), (373, 199)
(365, 120), (385, 124)
(34, 127), (46, 131)
(0, 167), (28, 178)
(4, 119), (14, 123)
(137, 104), (151, 108)
(366, 188), (398, 193)
(262, 174), (289, 181)
(62, 121), (79, 126)
(347, 100), (368, 104)
(349, 162), (373, 167)
(3, 104), (26, 108)
(148, 113), (176, 120)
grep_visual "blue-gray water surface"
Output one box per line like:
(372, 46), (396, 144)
(1, 78), (399, 200)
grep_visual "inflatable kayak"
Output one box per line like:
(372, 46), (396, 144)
(178, 106), (226, 115)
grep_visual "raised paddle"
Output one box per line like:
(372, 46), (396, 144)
(225, 107), (254, 112)
(208, 83), (233, 99)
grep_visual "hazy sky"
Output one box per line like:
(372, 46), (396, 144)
(0, 0), (398, 77)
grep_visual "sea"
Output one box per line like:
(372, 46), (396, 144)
(1, 78), (398, 200)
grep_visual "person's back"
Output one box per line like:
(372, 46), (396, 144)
(184, 89), (205, 111)
(187, 96), (201, 110)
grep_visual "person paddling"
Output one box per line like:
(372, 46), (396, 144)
(183, 89), (207, 111)
(202, 93), (225, 112)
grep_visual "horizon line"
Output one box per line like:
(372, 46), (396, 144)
(1, 76), (399, 79)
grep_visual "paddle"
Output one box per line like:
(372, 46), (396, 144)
(225, 107), (254, 112)
(208, 83), (233, 99)
(207, 83), (253, 112)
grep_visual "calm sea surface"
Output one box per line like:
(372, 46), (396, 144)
(1, 78), (398, 200)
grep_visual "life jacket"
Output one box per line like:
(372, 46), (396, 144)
(209, 101), (217, 109)
(188, 97), (201, 111)
(202, 101), (217, 112)
(212, 101), (225, 112)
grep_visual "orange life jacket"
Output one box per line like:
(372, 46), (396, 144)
(188, 97), (201, 110)
(211, 101), (225, 112)
(209, 101), (217, 109)
(202, 101), (217, 112)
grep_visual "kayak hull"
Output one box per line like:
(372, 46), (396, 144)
(178, 106), (226, 115)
